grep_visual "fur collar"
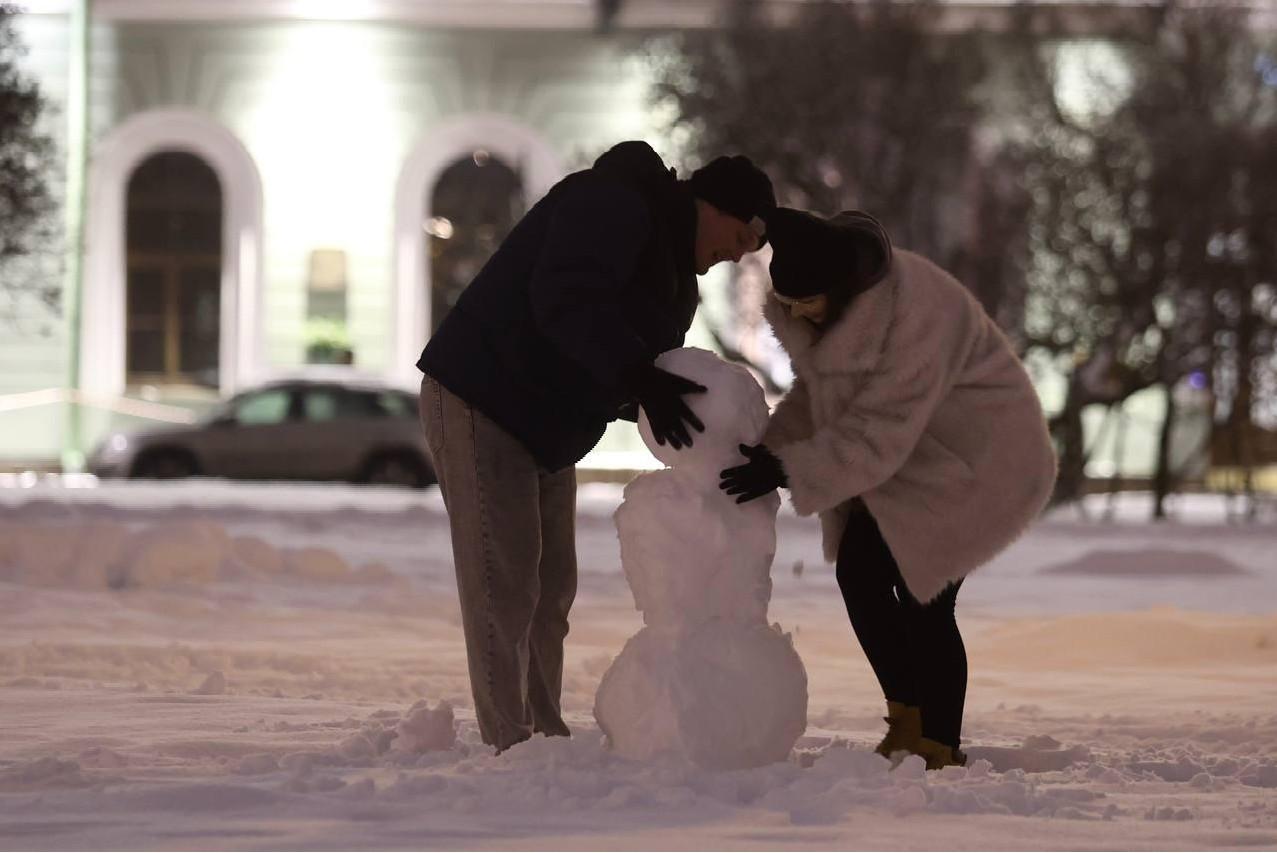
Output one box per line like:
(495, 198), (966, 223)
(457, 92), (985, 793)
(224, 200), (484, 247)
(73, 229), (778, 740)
(763, 270), (898, 377)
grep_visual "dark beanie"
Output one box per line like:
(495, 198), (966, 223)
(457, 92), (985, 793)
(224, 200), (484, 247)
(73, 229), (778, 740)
(765, 207), (893, 299)
(689, 155), (777, 244)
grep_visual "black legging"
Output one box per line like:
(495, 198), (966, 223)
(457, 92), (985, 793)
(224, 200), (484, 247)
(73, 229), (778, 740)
(835, 509), (967, 749)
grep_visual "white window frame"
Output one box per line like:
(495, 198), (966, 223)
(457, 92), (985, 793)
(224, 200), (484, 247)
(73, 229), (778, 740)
(82, 108), (265, 398)
(390, 113), (564, 387)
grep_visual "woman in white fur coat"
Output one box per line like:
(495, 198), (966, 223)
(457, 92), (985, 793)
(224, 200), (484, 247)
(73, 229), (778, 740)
(720, 207), (1057, 770)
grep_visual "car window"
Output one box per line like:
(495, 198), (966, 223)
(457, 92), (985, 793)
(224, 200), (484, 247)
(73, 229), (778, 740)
(349, 391), (387, 418)
(301, 388), (379, 422)
(234, 389), (292, 426)
(375, 391), (413, 419)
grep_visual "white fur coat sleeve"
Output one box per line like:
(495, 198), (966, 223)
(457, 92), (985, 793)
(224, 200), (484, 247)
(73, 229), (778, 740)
(775, 276), (978, 518)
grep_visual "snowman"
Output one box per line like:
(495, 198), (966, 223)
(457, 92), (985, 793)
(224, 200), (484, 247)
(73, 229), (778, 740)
(593, 347), (808, 770)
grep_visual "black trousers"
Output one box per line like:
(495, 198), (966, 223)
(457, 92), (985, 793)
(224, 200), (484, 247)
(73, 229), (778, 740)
(835, 509), (967, 749)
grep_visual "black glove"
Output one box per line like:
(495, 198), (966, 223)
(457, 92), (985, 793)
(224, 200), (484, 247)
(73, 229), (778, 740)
(719, 443), (788, 504)
(624, 362), (707, 450)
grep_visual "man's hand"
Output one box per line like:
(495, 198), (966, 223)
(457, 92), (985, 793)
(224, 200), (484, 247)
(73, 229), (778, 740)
(626, 363), (707, 449)
(719, 443), (787, 503)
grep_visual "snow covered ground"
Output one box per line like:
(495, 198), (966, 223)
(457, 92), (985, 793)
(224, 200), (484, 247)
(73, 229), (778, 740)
(1, 480), (1275, 850)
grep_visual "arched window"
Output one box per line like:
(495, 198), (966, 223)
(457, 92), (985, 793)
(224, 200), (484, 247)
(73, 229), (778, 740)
(426, 151), (524, 334)
(124, 150), (222, 390)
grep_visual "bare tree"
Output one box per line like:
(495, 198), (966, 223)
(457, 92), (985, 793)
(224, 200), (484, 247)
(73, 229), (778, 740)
(1009, 1), (1277, 517)
(652, 0), (1276, 517)
(0, 3), (59, 326)
(648, 0), (1033, 354)
(1003, 5), (1172, 506)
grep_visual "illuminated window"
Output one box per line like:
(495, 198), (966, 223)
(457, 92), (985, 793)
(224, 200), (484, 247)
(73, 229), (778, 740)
(125, 150), (222, 389)
(428, 152), (524, 334)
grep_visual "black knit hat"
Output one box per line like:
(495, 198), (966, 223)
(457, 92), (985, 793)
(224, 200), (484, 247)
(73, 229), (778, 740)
(765, 207), (893, 299)
(689, 155), (777, 245)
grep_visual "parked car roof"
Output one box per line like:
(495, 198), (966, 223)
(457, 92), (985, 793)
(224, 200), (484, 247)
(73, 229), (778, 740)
(249, 368), (417, 395)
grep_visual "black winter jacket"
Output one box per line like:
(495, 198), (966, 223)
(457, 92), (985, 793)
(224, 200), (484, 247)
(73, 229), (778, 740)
(416, 141), (699, 471)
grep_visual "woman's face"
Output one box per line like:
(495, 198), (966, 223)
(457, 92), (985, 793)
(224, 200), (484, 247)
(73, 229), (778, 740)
(774, 290), (829, 324)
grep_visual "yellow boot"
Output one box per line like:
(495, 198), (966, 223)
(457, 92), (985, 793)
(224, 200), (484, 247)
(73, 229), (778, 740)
(914, 736), (968, 771)
(874, 701), (922, 764)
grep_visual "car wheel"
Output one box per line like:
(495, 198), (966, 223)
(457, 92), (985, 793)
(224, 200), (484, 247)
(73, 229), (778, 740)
(131, 449), (199, 480)
(360, 452), (432, 489)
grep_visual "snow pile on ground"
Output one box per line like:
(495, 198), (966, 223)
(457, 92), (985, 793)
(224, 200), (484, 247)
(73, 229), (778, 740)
(596, 348), (807, 770)
(393, 700), (458, 754)
(973, 608), (1277, 669)
(1, 482), (1276, 849)
(311, 729), (1132, 823)
(1040, 547), (1251, 577)
(224, 699), (456, 783)
(7, 708), (1276, 842)
(0, 518), (392, 589)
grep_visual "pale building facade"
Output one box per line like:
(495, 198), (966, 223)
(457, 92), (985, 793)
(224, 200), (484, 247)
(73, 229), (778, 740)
(2, 0), (1210, 482)
(6, 0), (722, 467)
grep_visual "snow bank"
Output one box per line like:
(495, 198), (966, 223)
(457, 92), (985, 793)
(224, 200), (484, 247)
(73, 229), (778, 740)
(0, 519), (391, 589)
(973, 609), (1277, 669)
(1040, 548), (1251, 577)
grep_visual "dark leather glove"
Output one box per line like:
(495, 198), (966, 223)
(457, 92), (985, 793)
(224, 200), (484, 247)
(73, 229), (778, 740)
(719, 443), (788, 504)
(624, 362), (707, 450)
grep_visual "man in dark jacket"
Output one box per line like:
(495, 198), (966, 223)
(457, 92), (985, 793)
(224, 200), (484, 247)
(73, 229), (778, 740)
(417, 140), (775, 752)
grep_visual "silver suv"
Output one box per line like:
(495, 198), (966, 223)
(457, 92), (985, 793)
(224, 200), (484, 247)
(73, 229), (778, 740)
(88, 377), (435, 488)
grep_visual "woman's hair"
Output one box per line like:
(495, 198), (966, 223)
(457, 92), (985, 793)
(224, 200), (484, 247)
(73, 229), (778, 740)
(817, 210), (894, 330)
(819, 282), (860, 331)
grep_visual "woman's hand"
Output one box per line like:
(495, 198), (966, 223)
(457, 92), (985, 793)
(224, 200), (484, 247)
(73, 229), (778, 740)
(719, 443), (788, 503)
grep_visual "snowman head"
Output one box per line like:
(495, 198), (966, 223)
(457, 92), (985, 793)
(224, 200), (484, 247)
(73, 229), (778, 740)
(638, 347), (770, 477)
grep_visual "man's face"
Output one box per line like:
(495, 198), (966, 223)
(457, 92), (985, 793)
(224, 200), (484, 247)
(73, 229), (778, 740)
(693, 200), (762, 275)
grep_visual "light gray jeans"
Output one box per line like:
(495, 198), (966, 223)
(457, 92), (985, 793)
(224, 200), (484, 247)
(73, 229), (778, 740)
(419, 375), (578, 751)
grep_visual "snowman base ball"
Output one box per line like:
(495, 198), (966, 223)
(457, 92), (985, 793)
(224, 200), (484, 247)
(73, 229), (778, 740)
(594, 622), (808, 770)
